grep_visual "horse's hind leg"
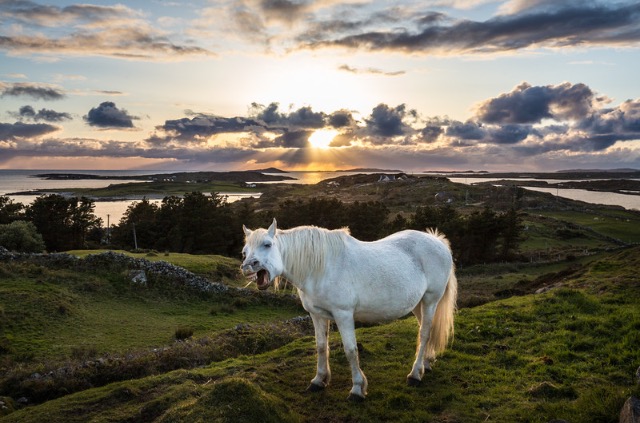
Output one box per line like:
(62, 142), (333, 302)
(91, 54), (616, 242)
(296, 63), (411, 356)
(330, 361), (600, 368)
(307, 313), (331, 391)
(407, 299), (437, 385)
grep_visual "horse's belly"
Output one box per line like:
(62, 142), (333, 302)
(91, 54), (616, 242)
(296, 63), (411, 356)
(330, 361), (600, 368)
(353, 305), (415, 323)
(353, 280), (425, 322)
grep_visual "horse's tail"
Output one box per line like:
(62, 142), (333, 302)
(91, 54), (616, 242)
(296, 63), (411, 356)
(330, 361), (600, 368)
(426, 235), (458, 359)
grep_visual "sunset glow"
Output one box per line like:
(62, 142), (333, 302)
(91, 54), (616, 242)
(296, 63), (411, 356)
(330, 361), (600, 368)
(308, 129), (338, 149)
(0, 1), (639, 171)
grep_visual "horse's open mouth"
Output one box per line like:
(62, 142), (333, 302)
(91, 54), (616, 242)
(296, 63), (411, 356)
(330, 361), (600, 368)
(256, 269), (270, 290)
(246, 269), (270, 290)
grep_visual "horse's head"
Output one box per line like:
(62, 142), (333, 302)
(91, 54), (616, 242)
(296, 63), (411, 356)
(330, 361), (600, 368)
(241, 218), (284, 290)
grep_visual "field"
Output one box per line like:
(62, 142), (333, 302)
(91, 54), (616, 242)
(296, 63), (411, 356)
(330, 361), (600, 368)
(1, 247), (638, 422)
(1, 174), (640, 422)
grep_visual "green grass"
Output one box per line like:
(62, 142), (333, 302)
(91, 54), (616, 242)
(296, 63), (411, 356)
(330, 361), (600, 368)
(534, 209), (640, 244)
(0, 260), (300, 362)
(67, 249), (246, 286)
(2, 247), (639, 422)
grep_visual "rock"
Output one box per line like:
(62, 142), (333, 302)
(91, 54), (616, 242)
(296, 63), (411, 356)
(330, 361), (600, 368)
(620, 396), (640, 423)
(129, 269), (147, 286)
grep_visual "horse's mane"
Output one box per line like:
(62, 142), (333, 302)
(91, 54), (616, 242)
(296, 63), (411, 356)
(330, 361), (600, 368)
(277, 225), (350, 284)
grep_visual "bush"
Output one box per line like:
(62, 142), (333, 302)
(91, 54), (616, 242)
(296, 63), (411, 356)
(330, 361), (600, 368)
(0, 221), (45, 253)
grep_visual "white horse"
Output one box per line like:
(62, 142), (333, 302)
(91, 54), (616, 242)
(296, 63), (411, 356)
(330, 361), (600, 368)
(241, 219), (457, 401)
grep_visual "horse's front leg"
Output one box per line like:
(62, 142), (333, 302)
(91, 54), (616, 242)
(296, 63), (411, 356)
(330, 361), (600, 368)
(307, 313), (331, 391)
(334, 311), (368, 401)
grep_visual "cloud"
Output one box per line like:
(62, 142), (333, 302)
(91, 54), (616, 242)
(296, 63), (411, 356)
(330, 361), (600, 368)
(2, 1), (137, 27)
(151, 113), (263, 143)
(0, 121), (59, 141)
(0, 1), (214, 60)
(2, 82), (639, 170)
(363, 103), (416, 141)
(338, 64), (406, 76)
(297, 1), (640, 55)
(0, 82), (65, 100)
(249, 102), (326, 128)
(84, 102), (138, 128)
(16, 105), (72, 122)
(475, 82), (596, 124)
(328, 109), (357, 128)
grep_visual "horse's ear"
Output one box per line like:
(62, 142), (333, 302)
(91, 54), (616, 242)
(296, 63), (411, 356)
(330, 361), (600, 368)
(268, 218), (277, 237)
(243, 224), (252, 237)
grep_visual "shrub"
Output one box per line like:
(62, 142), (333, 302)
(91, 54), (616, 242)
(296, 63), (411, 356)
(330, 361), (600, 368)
(0, 221), (45, 253)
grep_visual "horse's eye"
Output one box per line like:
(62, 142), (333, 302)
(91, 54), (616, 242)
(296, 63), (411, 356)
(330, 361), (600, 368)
(264, 242), (272, 248)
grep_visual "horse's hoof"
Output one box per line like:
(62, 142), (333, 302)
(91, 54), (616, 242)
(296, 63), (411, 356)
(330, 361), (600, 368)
(347, 393), (366, 402)
(306, 383), (325, 392)
(406, 377), (422, 387)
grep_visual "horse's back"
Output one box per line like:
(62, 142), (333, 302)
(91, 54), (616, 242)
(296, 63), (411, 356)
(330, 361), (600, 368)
(373, 229), (452, 269)
(322, 229), (453, 322)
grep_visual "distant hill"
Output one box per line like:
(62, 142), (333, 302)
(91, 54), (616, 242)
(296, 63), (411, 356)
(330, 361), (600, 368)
(557, 168), (639, 173)
(249, 167), (288, 173)
(342, 168), (404, 173)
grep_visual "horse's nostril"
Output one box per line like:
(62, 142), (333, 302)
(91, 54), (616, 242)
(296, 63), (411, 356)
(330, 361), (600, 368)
(251, 259), (259, 266)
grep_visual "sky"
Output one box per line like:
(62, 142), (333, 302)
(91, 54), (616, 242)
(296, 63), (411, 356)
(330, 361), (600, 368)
(1, 0), (640, 172)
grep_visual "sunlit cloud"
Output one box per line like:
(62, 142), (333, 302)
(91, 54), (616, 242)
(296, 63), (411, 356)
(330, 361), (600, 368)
(0, 1), (215, 60)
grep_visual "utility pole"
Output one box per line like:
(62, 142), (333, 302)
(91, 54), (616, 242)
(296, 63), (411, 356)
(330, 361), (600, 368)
(107, 214), (110, 244)
(132, 222), (138, 250)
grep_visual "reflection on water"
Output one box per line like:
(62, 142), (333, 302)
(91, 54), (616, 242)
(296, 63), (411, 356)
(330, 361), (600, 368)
(448, 178), (639, 211)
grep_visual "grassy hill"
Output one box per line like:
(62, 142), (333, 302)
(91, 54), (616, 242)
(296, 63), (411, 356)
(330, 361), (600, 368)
(1, 246), (639, 422)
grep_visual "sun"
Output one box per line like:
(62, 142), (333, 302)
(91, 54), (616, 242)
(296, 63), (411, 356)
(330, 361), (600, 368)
(308, 129), (338, 149)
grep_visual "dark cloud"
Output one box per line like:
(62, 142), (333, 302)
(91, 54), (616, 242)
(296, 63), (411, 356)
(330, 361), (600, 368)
(0, 121), (59, 140)
(272, 129), (312, 148)
(287, 106), (325, 128)
(17, 105), (72, 122)
(0, 82), (65, 100)
(476, 82), (595, 124)
(420, 125), (444, 143)
(249, 102), (326, 129)
(445, 120), (485, 141)
(259, 0), (310, 24)
(296, 7), (407, 45)
(299, 2), (640, 55)
(152, 114), (263, 143)
(486, 124), (533, 144)
(84, 101), (138, 128)
(365, 103), (414, 138)
(328, 110), (356, 129)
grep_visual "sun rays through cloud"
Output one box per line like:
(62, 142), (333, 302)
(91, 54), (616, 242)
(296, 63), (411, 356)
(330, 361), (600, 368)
(308, 129), (338, 149)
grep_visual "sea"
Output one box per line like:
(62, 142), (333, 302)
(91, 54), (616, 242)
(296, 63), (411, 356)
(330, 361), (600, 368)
(1, 169), (638, 224)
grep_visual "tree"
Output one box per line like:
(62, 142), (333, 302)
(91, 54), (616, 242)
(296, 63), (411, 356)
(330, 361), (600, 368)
(26, 194), (101, 251)
(0, 196), (25, 224)
(347, 201), (389, 241)
(111, 198), (158, 250)
(498, 208), (522, 260)
(0, 221), (45, 253)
